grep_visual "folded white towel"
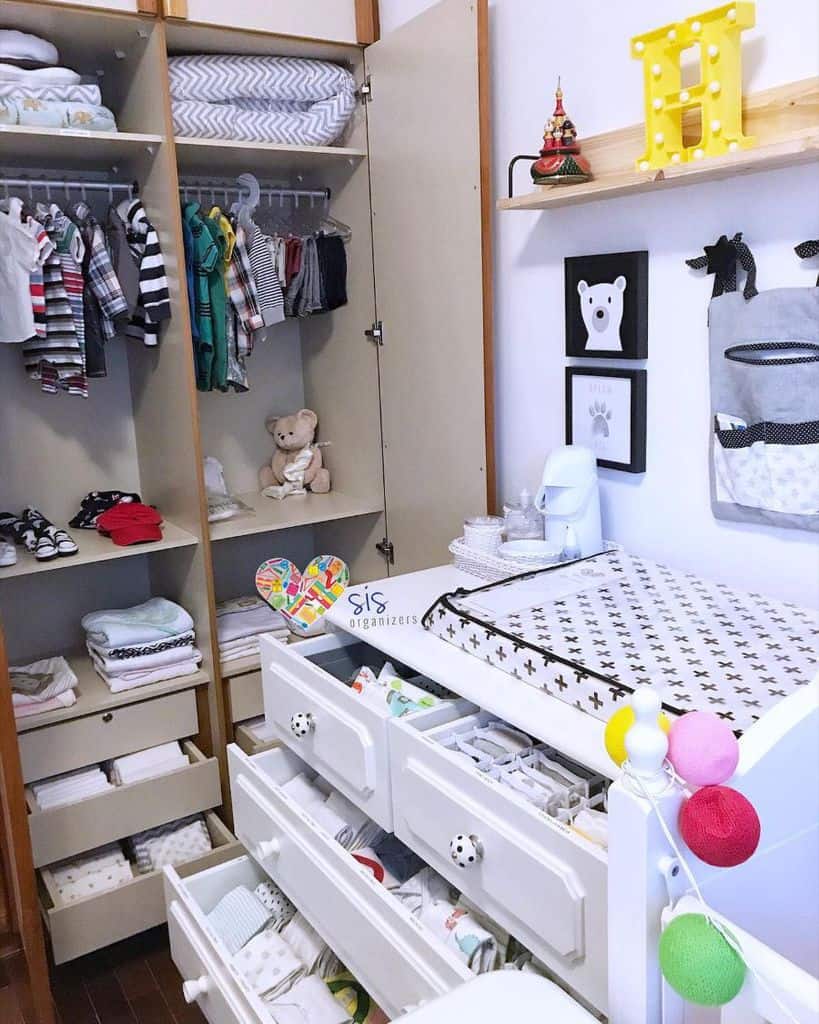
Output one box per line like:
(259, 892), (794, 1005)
(51, 843), (124, 886)
(47, 842), (133, 903)
(110, 742), (187, 786)
(94, 653), (202, 692)
(82, 598), (194, 648)
(245, 716), (277, 742)
(281, 773), (326, 810)
(13, 689), (76, 718)
(267, 976), (352, 1024)
(88, 641), (198, 674)
(10, 656), (78, 703)
(216, 595), (287, 644)
(56, 859), (133, 904)
(232, 926), (305, 1001)
(33, 766), (113, 810)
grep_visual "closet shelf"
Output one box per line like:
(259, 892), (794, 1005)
(498, 77), (819, 212)
(174, 137), (368, 177)
(15, 655), (209, 735)
(220, 635), (305, 679)
(209, 491), (383, 543)
(0, 520), (198, 581)
(0, 126), (164, 173)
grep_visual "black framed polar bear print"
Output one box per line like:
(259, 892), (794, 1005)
(564, 251), (648, 359)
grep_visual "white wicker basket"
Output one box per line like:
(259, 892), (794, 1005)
(449, 536), (618, 582)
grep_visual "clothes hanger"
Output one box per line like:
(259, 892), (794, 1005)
(231, 172), (261, 230)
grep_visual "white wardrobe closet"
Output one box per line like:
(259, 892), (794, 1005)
(0, 0), (492, 966)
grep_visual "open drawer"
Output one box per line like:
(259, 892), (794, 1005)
(259, 631), (465, 830)
(40, 812), (241, 965)
(390, 710), (610, 1016)
(227, 742), (473, 1018)
(26, 741), (222, 868)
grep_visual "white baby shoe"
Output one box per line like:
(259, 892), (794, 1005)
(0, 535), (16, 567)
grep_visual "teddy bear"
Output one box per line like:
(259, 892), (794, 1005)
(577, 276), (627, 352)
(259, 408), (331, 497)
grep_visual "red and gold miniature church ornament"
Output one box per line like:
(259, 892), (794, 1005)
(530, 79), (592, 186)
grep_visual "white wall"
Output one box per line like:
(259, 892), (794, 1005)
(379, 0), (819, 606)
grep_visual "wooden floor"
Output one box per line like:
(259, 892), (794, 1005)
(0, 926), (205, 1024)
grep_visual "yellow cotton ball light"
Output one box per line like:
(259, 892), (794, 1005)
(605, 705), (671, 766)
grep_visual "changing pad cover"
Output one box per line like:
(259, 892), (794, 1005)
(423, 549), (818, 732)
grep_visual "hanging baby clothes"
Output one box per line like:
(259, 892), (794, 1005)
(0, 199), (39, 343)
(316, 233), (347, 312)
(202, 211), (229, 390)
(247, 222), (285, 328)
(50, 204), (88, 396)
(68, 201), (129, 378)
(116, 197), (171, 346)
(182, 202), (221, 390)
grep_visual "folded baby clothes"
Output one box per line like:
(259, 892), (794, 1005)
(308, 803), (354, 849)
(418, 901), (498, 974)
(92, 652), (202, 693)
(10, 656), (78, 704)
(0, 81), (101, 104)
(322, 790), (384, 852)
(207, 885), (273, 956)
(268, 976), (352, 1024)
(373, 834), (426, 886)
(244, 716), (278, 744)
(91, 631), (196, 663)
(232, 925), (305, 1002)
(216, 595), (287, 644)
(281, 914), (342, 979)
(0, 63), (79, 82)
(82, 597), (194, 648)
(350, 662), (445, 719)
(0, 97), (117, 131)
(253, 881), (296, 932)
(12, 689), (77, 718)
(281, 773), (327, 810)
(128, 814), (212, 874)
(0, 30), (59, 66)
(351, 848), (399, 890)
(88, 639), (198, 675)
(570, 806), (609, 849)
(393, 867), (455, 917)
(47, 842), (133, 904)
(109, 741), (189, 786)
(32, 766), (113, 810)
(326, 974), (389, 1024)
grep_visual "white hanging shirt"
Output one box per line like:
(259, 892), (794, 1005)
(0, 206), (39, 343)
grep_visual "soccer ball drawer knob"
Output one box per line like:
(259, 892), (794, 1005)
(290, 712), (315, 738)
(450, 834), (484, 868)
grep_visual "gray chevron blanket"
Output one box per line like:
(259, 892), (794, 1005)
(168, 55), (356, 146)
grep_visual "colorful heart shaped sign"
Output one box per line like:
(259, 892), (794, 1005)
(255, 555), (350, 636)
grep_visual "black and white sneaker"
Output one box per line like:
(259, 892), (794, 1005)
(0, 533), (16, 567)
(0, 512), (57, 561)
(21, 507), (79, 558)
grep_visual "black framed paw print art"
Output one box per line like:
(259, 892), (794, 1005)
(565, 250), (648, 359)
(566, 367), (647, 473)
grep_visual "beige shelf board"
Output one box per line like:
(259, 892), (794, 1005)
(0, 519), (198, 582)
(0, 126), (164, 173)
(209, 490), (383, 542)
(499, 77), (819, 212)
(174, 136), (367, 178)
(15, 654), (209, 735)
(220, 653), (261, 678)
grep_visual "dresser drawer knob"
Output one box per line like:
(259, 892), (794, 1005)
(450, 834), (483, 868)
(101, 712), (114, 723)
(290, 712), (314, 738)
(256, 838), (281, 861)
(182, 975), (210, 1003)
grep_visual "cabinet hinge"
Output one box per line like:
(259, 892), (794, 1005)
(376, 538), (395, 565)
(360, 76), (373, 103)
(365, 320), (384, 345)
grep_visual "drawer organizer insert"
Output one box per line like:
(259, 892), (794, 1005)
(26, 740), (222, 868)
(390, 707), (611, 1015)
(40, 812), (240, 964)
(260, 631), (459, 831)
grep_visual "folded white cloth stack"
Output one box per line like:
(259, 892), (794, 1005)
(109, 741), (189, 786)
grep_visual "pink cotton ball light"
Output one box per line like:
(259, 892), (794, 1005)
(667, 711), (739, 787)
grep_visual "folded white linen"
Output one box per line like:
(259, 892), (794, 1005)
(88, 641), (198, 674)
(281, 773), (327, 810)
(0, 63), (79, 83)
(245, 717), (277, 742)
(94, 653), (202, 692)
(219, 636), (261, 654)
(10, 656), (78, 703)
(51, 843), (124, 885)
(232, 926), (305, 1001)
(0, 31), (59, 65)
(308, 803), (354, 849)
(48, 842), (133, 904)
(322, 791), (384, 852)
(56, 859), (133, 903)
(82, 598), (194, 648)
(13, 689), (76, 718)
(110, 742), (187, 785)
(207, 885), (272, 956)
(36, 776), (113, 810)
(0, 81), (101, 104)
(393, 867), (455, 917)
(91, 631), (196, 661)
(281, 914), (342, 979)
(32, 765), (104, 797)
(417, 900), (498, 974)
(129, 814), (212, 874)
(216, 595), (287, 644)
(267, 975), (351, 1024)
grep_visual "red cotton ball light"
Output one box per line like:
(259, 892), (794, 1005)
(680, 786), (761, 868)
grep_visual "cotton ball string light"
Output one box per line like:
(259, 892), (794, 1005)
(659, 913), (746, 1006)
(604, 703), (670, 767)
(680, 785), (761, 867)
(667, 710), (739, 786)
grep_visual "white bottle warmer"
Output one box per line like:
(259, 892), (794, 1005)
(534, 446), (603, 558)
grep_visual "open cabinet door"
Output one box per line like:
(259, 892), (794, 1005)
(366, 0), (492, 575)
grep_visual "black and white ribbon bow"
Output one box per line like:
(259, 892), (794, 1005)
(686, 232), (758, 300)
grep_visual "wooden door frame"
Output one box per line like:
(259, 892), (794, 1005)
(356, 0), (380, 43)
(0, 627), (55, 1024)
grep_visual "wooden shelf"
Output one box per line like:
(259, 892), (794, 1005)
(15, 654), (209, 734)
(0, 126), (164, 173)
(174, 137), (367, 178)
(499, 77), (819, 212)
(209, 491), (383, 543)
(220, 653), (262, 678)
(0, 520), (198, 582)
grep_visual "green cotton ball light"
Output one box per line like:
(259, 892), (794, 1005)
(659, 913), (746, 1006)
